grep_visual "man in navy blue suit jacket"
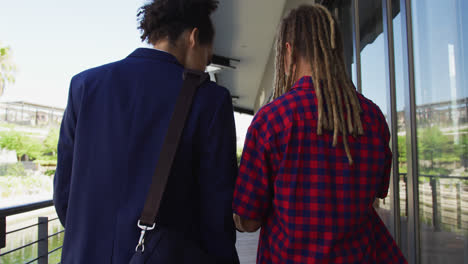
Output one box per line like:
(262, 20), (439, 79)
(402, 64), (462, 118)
(53, 0), (239, 263)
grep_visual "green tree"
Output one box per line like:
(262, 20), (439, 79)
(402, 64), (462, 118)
(456, 135), (468, 168)
(397, 135), (407, 163)
(418, 126), (452, 171)
(43, 128), (59, 156)
(0, 43), (17, 96)
(0, 131), (43, 160)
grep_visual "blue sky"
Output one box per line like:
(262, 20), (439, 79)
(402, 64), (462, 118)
(360, 23), (400, 115)
(356, 13), (406, 115)
(360, 1), (468, 115)
(0, 0), (254, 145)
(0, 0), (149, 108)
(1, 0), (466, 115)
(0, 0), (399, 113)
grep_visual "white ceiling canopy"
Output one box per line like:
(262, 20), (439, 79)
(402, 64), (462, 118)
(210, 0), (288, 114)
(210, 0), (322, 114)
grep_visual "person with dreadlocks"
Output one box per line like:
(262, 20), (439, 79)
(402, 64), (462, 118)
(233, 4), (406, 263)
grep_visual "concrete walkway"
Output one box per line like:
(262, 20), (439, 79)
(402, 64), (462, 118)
(235, 210), (468, 264)
(236, 231), (259, 264)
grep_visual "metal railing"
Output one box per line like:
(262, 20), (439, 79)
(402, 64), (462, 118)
(397, 173), (468, 232)
(1, 173), (468, 263)
(0, 200), (63, 264)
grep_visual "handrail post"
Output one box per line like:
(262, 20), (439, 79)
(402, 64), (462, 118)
(38, 217), (49, 264)
(430, 178), (441, 231)
(0, 216), (5, 249)
(404, 174), (408, 216)
(457, 182), (461, 229)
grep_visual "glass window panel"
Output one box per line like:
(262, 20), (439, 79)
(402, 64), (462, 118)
(358, 1), (394, 231)
(334, 1), (357, 87)
(412, 0), (468, 262)
(393, 8), (409, 258)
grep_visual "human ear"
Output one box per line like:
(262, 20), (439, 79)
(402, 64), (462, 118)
(189, 28), (199, 48)
(285, 42), (292, 57)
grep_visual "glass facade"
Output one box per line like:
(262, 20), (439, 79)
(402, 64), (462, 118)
(332, 0), (468, 262)
(393, 7), (410, 258)
(412, 0), (468, 262)
(358, 1), (393, 232)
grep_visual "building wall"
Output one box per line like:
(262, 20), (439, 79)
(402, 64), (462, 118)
(344, 0), (468, 263)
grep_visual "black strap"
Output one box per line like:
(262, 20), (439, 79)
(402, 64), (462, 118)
(139, 69), (209, 227)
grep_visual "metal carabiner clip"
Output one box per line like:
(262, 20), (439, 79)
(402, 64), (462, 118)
(135, 220), (156, 252)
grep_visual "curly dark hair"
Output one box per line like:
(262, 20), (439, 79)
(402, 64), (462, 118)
(138, 0), (219, 45)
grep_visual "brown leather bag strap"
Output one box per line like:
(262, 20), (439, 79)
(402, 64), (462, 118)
(138, 70), (209, 227)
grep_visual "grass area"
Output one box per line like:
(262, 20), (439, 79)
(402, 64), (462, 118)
(0, 174), (52, 198)
(237, 148), (243, 165)
(0, 123), (15, 129)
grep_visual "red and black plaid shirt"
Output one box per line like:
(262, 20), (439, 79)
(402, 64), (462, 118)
(233, 76), (406, 263)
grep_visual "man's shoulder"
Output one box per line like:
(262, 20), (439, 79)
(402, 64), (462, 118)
(199, 80), (230, 97)
(196, 80), (232, 108)
(71, 60), (123, 85)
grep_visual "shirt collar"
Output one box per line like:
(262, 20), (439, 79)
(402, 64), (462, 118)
(290, 76), (315, 91)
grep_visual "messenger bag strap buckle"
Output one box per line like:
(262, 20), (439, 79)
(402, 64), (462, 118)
(135, 220), (156, 253)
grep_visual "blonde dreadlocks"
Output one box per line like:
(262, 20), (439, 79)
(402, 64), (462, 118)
(273, 4), (364, 164)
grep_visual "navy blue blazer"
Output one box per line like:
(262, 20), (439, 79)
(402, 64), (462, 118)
(54, 48), (240, 263)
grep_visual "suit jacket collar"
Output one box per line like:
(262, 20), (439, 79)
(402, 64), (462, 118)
(128, 48), (182, 67)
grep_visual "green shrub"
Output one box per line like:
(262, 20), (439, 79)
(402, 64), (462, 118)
(237, 148), (243, 165)
(42, 127), (59, 156)
(0, 163), (27, 176)
(398, 164), (407, 174)
(45, 169), (56, 176)
(398, 135), (407, 163)
(421, 168), (451, 176)
(434, 156), (460, 163)
(0, 128), (59, 163)
(0, 130), (43, 160)
(35, 159), (57, 167)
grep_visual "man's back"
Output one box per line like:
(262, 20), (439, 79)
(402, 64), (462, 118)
(233, 76), (406, 263)
(54, 48), (239, 263)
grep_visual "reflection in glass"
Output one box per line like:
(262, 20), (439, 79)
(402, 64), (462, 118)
(393, 10), (408, 258)
(412, 0), (468, 262)
(358, 0), (394, 232)
(333, 0), (356, 86)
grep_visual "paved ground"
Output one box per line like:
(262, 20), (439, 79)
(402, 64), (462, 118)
(235, 210), (468, 264)
(377, 208), (468, 264)
(236, 231), (259, 264)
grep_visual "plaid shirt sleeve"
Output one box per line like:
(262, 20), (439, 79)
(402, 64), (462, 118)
(377, 110), (392, 199)
(233, 116), (272, 221)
